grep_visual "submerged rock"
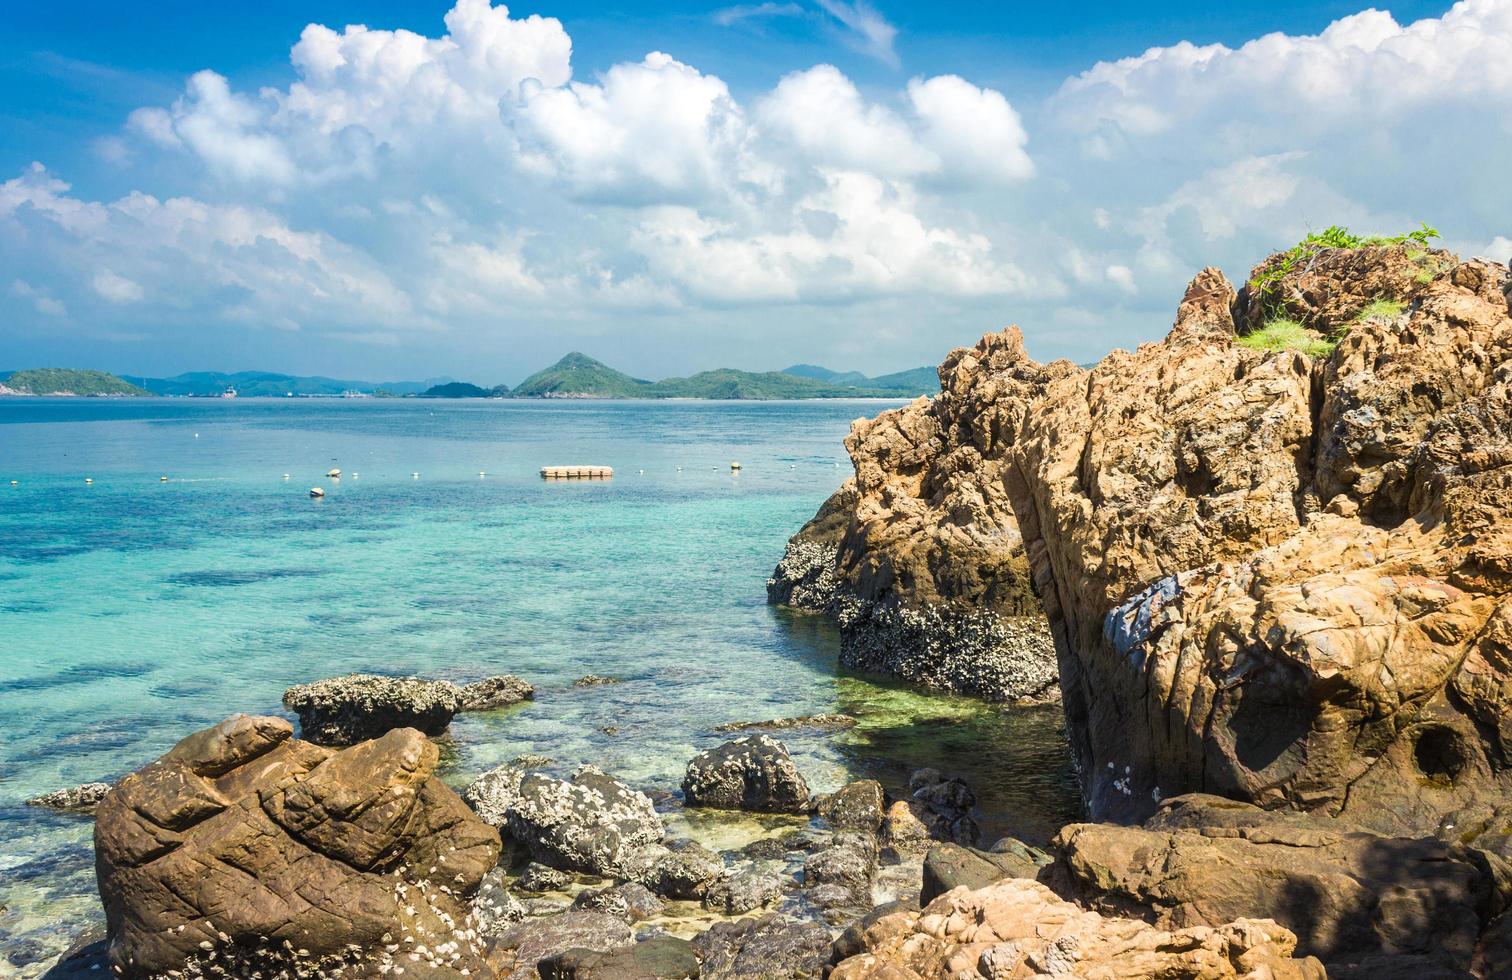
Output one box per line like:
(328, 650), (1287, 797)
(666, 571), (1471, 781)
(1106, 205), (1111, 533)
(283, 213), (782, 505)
(682, 735), (811, 813)
(713, 713), (857, 733)
(691, 914), (832, 979)
(830, 878), (1325, 979)
(94, 714), (500, 978)
(573, 674), (624, 687)
(461, 674), (536, 710)
(508, 766), (666, 877)
(281, 672), (465, 744)
(25, 781), (111, 813)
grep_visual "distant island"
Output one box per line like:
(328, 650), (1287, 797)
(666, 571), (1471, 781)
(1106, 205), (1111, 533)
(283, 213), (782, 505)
(0, 369), (151, 397)
(506, 353), (935, 399)
(0, 355), (937, 400)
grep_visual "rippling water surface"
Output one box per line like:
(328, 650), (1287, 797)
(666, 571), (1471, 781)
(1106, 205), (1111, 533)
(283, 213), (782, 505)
(0, 397), (1078, 973)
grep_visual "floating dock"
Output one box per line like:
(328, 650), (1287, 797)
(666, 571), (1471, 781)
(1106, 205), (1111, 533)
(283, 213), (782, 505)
(540, 465), (613, 479)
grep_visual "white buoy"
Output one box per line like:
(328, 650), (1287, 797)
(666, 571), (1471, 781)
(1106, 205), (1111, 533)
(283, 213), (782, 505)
(194, 433), (199, 438)
(730, 461), (742, 470)
(85, 478), (93, 485)
(639, 469), (645, 474)
(412, 472), (420, 479)
(160, 476), (168, 482)
(9, 480), (16, 486)
(310, 487), (324, 498)
(327, 468), (341, 478)
(479, 471), (486, 478)
(351, 472), (359, 479)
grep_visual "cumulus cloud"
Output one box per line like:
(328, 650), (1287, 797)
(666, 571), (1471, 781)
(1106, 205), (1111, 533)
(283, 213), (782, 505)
(3, 0), (1510, 373)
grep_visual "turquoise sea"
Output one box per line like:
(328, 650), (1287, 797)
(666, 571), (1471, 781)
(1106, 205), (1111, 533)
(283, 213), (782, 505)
(0, 397), (1078, 974)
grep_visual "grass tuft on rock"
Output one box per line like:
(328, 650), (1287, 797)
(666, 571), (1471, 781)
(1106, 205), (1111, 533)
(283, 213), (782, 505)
(1237, 317), (1337, 358)
(1355, 298), (1405, 321)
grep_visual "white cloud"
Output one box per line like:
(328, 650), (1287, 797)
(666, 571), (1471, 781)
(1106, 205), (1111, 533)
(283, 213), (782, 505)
(92, 270), (144, 303)
(6, 0), (1512, 374)
(815, 0), (899, 66)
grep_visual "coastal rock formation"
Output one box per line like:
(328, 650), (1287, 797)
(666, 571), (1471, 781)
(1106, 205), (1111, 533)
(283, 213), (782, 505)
(682, 735), (811, 813)
(829, 878), (1325, 979)
(460, 674), (536, 710)
(93, 714), (500, 978)
(920, 840), (1049, 904)
(1051, 794), (1499, 976)
(282, 673), (466, 744)
(778, 243), (1512, 837)
(690, 914), (833, 979)
(26, 782), (110, 812)
(817, 779), (885, 831)
(486, 911), (634, 980)
(507, 766), (666, 878)
(539, 935), (699, 980)
(766, 480), (857, 610)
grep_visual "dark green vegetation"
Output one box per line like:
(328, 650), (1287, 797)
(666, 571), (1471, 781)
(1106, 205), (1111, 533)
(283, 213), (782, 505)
(418, 381), (510, 398)
(0, 369), (151, 396)
(511, 353), (937, 399)
(136, 371), (446, 397)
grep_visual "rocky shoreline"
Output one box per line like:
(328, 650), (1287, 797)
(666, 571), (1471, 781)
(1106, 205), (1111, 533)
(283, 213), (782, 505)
(26, 240), (1512, 976)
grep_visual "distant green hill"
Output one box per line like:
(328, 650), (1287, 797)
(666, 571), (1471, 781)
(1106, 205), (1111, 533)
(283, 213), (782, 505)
(137, 371), (447, 397)
(0, 369), (151, 397)
(647, 369), (896, 399)
(781, 364), (870, 386)
(865, 366), (938, 394)
(418, 381), (509, 398)
(510, 353), (938, 400)
(512, 353), (652, 398)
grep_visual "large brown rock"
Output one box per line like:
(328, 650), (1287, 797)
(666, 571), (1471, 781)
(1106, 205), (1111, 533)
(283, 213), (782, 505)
(94, 714), (501, 978)
(829, 877), (1324, 979)
(782, 244), (1512, 837)
(1052, 794), (1499, 976)
(766, 341), (1058, 703)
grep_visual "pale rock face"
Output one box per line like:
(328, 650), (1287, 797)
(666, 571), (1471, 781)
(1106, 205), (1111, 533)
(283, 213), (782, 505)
(829, 877), (1325, 979)
(776, 244), (1512, 838)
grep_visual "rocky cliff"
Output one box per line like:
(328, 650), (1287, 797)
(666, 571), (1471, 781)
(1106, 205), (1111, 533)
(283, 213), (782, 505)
(773, 242), (1512, 837)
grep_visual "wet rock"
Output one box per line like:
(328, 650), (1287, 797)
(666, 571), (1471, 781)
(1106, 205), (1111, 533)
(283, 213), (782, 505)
(94, 714), (500, 978)
(878, 800), (930, 855)
(474, 867), (529, 938)
(909, 768), (980, 843)
(571, 881), (664, 923)
(739, 830), (813, 860)
(488, 911), (635, 980)
(829, 878), (1324, 979)
(920, 840), (1048, 904)
(816, 779), (884, 832)
(539, 935), (698, 980)
(573, 675), (624, 687)
(713, 713), (857, 734)
(508, 766), (666, 877)
(646, 840), (725, 900)
(281, 673), (465, 744)
(25, 781), (111, 813)
(803, 833), (877, 909)
(765, 481), (856, 611)
(461, 674), (535, 710)
(702, 871), (784, 914)
(517, 862), (573, 893)
(463, 762), (529, 826)
(1054, 794), (1494, 975)
(682, 735), (810, 813)
(692, 914), (832, 979)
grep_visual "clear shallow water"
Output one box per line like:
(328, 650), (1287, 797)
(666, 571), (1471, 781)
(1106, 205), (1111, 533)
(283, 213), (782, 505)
(0, 398), (1078, 973)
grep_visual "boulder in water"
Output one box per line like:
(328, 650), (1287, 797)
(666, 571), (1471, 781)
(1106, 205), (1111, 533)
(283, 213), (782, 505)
(461, 674), (536, 710)
(281, 672), (465, 744)
(93, 715), (500, 978)
(682, 735), (810, 813)
(507, 765), (666, 877)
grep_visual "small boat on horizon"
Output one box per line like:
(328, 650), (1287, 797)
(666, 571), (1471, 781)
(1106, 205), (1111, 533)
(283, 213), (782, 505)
(221, 386), (237, 399)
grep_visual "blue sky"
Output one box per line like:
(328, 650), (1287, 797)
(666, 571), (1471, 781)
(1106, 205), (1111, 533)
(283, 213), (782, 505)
(1, 0), (1503, 383)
